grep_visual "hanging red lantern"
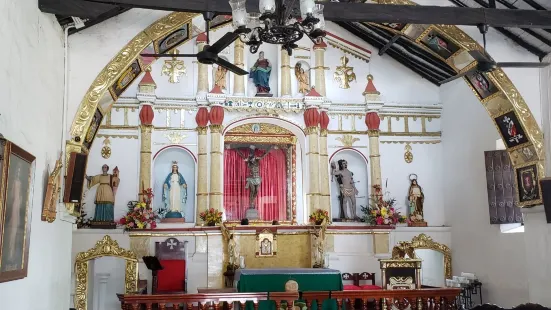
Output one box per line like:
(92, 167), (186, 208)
(365, 112), (381, 130)
(304, 108), (320, 128)
(320, 111), (330, 130)
(209, 106), (225, 125)
(139, 105), (154, 125)
(195, 107), (209, 127)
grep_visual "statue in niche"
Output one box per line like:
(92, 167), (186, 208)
(408, 174), (425, 223)
(333, 56), (356, 89)
(214, 65), (228, 91)
(234, 145), (277, 209)
(331, 159), (358, 220)
(86, 164), (120, 225)
(162, 161), (187, 219)
(294, 63), (310, 94)
(261, 238), (272, 255)
(249, 51), (272, 96)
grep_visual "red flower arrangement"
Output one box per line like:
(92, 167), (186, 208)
(119, 188), (159, 230)
(200, 208), (223, 226)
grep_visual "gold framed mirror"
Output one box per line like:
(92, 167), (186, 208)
(410, 234), (452, 287)
(74, 235), (138, 310)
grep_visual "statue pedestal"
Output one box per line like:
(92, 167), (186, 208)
(161, 218), (186, 223)
(255, 93), (273, 97)
(246, 208), (259, 220)
(90, 221), (117, 229)
(408, 221), (428, 227)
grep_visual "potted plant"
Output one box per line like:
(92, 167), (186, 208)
(200, 208), (223, 226)
(309, 209), (330, 225)
(118, 188), (160, 231)
(361, 185), (403, 226)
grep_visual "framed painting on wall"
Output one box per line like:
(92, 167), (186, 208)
(515, 163), (542, 206)
(0, 138), (36, 283)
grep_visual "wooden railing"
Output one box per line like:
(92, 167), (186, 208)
(117, 288), (462, 310)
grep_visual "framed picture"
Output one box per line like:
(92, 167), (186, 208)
(495, 111), (529, 149)
(465, 71), (499, 101)
(515, 163), (542, 206)
(419, 29), (460, 60)
(0, 139), (36, 283)
(83, 108), (103, 151)
(154, 22), (191, 55)
(108, 59), (142, 100)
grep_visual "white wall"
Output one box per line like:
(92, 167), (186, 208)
(0, 2), (71, 310)
(441, 80), (529, 307)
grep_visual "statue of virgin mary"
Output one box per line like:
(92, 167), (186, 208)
(162, 161), (187, 218)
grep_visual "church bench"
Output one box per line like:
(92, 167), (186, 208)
(342, 272), (381, 291)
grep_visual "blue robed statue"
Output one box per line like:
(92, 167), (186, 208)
(162, 161), (187, 218)
(249, 51), (272, 95)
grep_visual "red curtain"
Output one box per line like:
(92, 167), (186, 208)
(224, 148), (287, 221)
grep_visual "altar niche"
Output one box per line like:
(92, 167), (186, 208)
(223, 123), (297, 223)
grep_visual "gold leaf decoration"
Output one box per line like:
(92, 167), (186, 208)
(336, 134), (360, 147)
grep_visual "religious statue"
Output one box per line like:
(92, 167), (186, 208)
(294, 63), (310, 94)
(408, 174), (426, 225)
(333, 56), (356, 89)
(214, 65), (228, 91)
(249, 51), (272, 96)
(86, 164), (120, 226)
(235, 145), (277, 209)
(162, 161), (187, 218)
(312, 220), (328, 268)
(221, 224), (239, 270)
(261, 238), (272, 255)
(331, 159), (359, 220)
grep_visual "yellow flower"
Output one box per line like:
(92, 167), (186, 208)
(137, 222), (145, 229)
(380, 207), (388, 217)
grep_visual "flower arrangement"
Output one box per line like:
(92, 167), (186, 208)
(119, 201), (159, 230)
(361, 185), (404, 226)
(309, 209), (330, 225)
(76, 210), (92, 229)
(200, 208), (223, 226)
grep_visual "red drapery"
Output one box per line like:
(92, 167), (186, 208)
(224, 148), (287, 221)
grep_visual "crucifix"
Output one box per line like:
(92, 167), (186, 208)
(162, 49), (187, 83)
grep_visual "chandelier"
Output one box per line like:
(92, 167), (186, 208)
(229, 0), (326, 55)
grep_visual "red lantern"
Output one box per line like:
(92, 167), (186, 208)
(365, 112), (381, 130)
(319, 111), (329, 130)
(209, 106), (225, 125)
(139, 105), (154, 125)
(304, 108), (320, 128)
(195, 107), (209, 127)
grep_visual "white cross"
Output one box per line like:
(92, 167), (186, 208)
(167, 239), (178, 250)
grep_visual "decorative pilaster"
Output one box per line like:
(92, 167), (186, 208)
(280, 48), (292, 97)
(313, 41), (328, 96)
(195, 107), (210, 224)
(233, 39), (245, 96)
(137, 68), (156, 196)
(207, 88), (227, 215)
(304, 88), (324, 217)
(196, 33), (209, 98)
(319, 107), (331, 213)
(364, 74), (384, 197)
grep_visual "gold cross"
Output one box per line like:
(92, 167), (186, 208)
(162, 49), (187, 84)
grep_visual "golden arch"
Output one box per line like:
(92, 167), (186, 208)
(66, 3), (544, 206)
(74, 235), (138, 310)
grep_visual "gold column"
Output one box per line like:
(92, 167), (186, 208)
(139, 125), (153, 193)
(368, 129), (382, 194)
(233, 40), (245, 96)
(197, 40), (209, 94)
(307, 126), (320, 216)
(209, 124), (224, 211)
(313, 42), (327, 96)
(196, 126), (209, 223)
(319, 127), (331, 212)
(280, 48), (292, 97)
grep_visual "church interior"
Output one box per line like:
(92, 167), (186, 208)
(2, 0), (551, 310)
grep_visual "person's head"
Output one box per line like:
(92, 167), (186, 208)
(412, 179), (418, 185)
(338, 159), (347, 170)
(172, 165), (178, 173)
(259, 51), (264, 59)
(102, 164), (109, 173)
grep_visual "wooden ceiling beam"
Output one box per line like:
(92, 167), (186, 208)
(78, 0), (551, 28)
(523, 0), (546, 11)
(39, 0), (117, 19)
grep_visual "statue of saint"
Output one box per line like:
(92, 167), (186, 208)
(331, 160), (358, 220)
(228, 234), (239, 268)
(408, 174), (424, 221)
(86, 164), (120, 222)
(162, 161), (187, 218)
(261, 238), (272, 255)
(294, 63), (309, 94)
(235, 145), (276, 209)
(214, 65), (227, 91)
(249, 51), (272, 95)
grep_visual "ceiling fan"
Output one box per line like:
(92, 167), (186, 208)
(439, 24), (549, 85)
(141, 12), (248, 76)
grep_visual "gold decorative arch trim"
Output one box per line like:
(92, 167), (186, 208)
(410, 233), (452, 280)
(68, 2), (544, 206)
(74, 235), (139, 310)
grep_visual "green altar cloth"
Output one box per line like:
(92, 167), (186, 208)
(236, 268), (343, 310)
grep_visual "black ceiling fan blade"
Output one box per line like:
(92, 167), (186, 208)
(497, 62), (550, 68)
(141, 53), (198, 58)
(468, 49), (492, 63)
(215, 57), (248, 76)
(207, 32), (240, 55)
(439, 69), (472, 85)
